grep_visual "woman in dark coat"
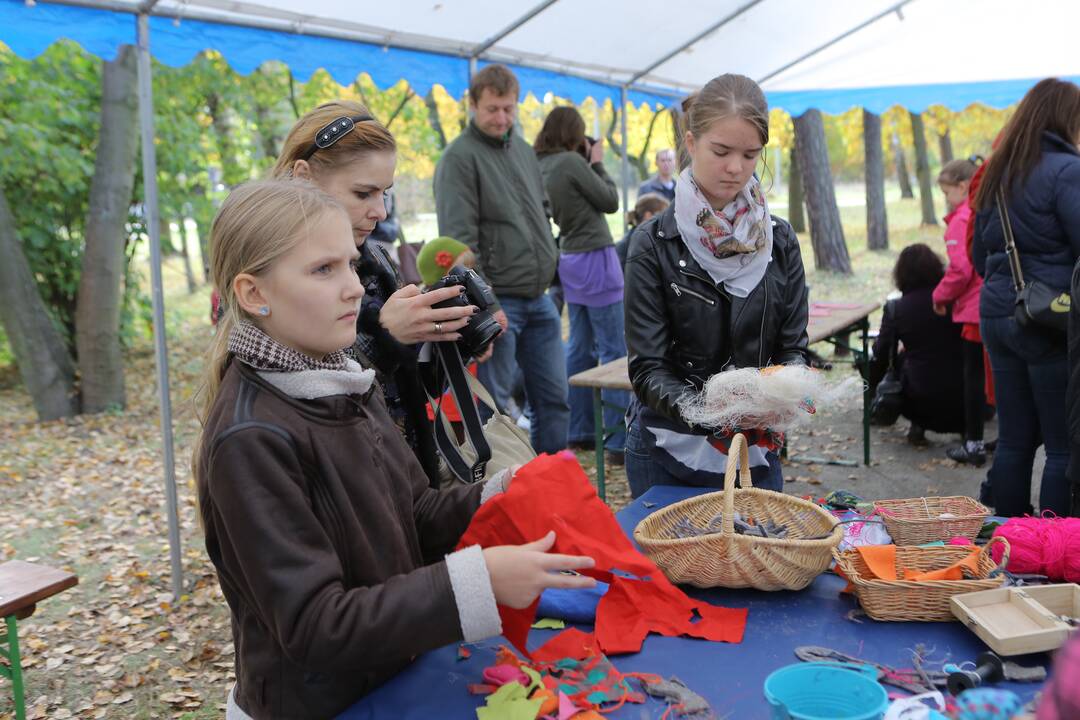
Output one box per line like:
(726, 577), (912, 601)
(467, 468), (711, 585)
(869, 244), (965, 443)
(972, 78), (1080, 517)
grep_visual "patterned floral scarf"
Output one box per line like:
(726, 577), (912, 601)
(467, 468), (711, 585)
(673, 167), (772, 298)
(228, 321), (350, 372)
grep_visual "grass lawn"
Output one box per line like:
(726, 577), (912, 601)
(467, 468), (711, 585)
(0, 190), (947, 718)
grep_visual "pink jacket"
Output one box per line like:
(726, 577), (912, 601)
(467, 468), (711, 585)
(932, 200), (981, 325)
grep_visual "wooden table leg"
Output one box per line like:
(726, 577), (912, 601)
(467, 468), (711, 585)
(593, 387), (605, 503)
(0, 615), (25, 720)
(860, 318), (871, 465)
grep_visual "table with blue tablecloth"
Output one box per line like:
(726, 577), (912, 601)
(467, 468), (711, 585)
(343, 485), (1049, 719)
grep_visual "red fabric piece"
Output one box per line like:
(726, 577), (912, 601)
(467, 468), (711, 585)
(456, 452), (747, 657)
(596, 576), (747, 654)
(532, 628), (601, 663)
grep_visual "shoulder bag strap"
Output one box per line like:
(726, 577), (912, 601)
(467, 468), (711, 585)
(422, 342), (492, 484)
(996, 185), (1026, 293)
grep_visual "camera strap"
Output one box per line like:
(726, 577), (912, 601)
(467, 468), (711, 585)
(420, 342), (491, 483)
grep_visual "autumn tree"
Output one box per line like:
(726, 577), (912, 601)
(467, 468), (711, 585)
(793, 109), (851, 274)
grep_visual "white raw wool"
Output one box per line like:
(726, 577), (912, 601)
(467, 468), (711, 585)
(677, 365), (863, 433)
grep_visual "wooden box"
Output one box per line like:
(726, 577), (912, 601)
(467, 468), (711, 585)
(950, 584), (1079, 656)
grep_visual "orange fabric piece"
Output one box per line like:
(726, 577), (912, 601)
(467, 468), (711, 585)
(457, 452), (747, 658)
(904, 547), (981, 582)
(856, 545), (900, 580)
(850, 545), (983, 584)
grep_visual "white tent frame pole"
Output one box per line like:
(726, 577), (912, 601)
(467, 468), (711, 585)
(470, 0), (560, 59)
(620, 85), (630, 235)
(136, 11), (184, 601)
(628, 0), (765, 85)
(756, 0), (912, 85)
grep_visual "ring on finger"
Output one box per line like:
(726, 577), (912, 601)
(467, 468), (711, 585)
(434, 321), (443, 334)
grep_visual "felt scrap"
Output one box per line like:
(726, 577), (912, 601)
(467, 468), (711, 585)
(457, 645), (472, 661)
(537, 581), (608, 624)
(475, 680), (543, 720)
(641, 676), (712, 718)
(532, 618), (567, 630)
(532, 628), (602, 663)
(484, 663), (529, 687)
(456, 452), (747, 657)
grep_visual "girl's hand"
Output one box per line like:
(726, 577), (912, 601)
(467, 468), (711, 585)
(932, 302), (948, 316)
(483, 531), (596, 609)
(379, 284), (476, 344)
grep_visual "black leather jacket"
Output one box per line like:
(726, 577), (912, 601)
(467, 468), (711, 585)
(624, 205), (809, 425)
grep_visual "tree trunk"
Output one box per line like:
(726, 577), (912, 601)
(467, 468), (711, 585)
(793, 109), (851, 274)
(893, 133), (915, 199)
(863, 110), (889, 251)
(206, 92), (243, 188)
(909, 110), (938, 225)
(75, 45), (139, 414)
(0, 188), (79, 420)
(938, 128), (954, 164)
(787, 146), (806, 233)
(178, 219), (198, 293)
(424, 90), (448, 150)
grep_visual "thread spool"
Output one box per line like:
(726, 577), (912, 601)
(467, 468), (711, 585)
(947, 652), (1004, 696)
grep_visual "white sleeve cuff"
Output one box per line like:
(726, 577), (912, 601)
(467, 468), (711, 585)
(444, 544), (502, 642)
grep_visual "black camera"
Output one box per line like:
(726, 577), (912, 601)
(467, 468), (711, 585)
(425, 265), (502, 356)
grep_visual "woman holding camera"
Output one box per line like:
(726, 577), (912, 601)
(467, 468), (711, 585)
(272, 101), (480, 484)
(623, 74), (809, 497)
(535, 107), (629, 460)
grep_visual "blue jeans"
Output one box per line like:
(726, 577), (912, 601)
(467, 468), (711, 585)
(624, 417), (784, 498)
(478, 295), (570, 454)
(567, 301), (630, 451)
(981, 316), (1070, 516)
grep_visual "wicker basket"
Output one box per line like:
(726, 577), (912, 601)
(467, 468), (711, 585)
(833, 537), (1010, 622)
(873, 496), (991, 545)
(633, 434), (843, 591)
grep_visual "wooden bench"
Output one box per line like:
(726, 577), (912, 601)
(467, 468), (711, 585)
(568, 301), (879, 500)
(0, 560), (78, 720)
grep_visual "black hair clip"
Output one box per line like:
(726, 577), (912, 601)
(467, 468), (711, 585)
(301, 115), (375, 160)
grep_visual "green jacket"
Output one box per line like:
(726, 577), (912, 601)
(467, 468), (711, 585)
(434, 122), (557, 300)
(537, 151), (619, 254)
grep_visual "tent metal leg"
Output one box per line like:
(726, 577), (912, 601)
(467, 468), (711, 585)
(136, 12), (183, 600)
(620, 86), (629, 235)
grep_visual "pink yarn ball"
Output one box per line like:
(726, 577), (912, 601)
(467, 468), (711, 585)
(992, 516), (1080, 582)
(948, 536), (973, 546)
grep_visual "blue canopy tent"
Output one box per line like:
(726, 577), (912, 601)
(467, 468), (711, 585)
(3, 0), (1079, 597)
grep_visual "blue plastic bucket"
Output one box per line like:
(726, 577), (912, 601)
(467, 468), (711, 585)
(764, 662), (889, 720)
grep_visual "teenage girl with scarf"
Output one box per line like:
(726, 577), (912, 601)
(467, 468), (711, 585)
(193, 180), (595, 719)
(623, 73), (809, 497)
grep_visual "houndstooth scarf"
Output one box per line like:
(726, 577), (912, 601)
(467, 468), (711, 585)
(228, 321), (350, 372)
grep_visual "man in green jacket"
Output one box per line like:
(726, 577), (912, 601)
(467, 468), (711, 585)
(433, 64), (569, 454)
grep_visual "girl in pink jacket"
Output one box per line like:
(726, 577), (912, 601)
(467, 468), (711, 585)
(932, 158), (987, 466)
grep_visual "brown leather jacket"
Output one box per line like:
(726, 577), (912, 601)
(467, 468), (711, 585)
(197, 361), (485, 718)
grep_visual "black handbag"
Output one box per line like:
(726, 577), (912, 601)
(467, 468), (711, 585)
(996, 186), (1071, 334)
(870, 300), (904, 426)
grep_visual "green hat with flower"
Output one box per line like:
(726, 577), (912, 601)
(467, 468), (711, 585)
(416, 236), (469, 286)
